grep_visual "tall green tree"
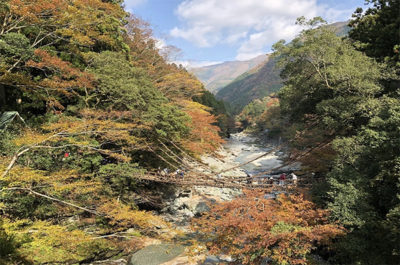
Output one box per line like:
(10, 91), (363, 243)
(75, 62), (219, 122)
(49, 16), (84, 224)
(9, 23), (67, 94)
(273, 17), (400, 263)
(349, 0), (400, 70)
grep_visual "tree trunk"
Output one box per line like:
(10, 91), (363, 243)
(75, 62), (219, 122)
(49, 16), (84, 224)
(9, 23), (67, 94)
(0, 84), (5, 111)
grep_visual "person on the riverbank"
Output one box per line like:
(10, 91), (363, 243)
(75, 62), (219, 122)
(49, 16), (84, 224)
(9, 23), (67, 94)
(279, 173), (286, 186)
(268, 175), (274, 185)
(246, 171), (252, 185)
(161, 168), (169, 176)
(290, 172), (298, 185)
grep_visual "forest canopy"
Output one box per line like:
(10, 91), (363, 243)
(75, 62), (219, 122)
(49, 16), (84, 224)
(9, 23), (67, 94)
(0, 0), (227, 263)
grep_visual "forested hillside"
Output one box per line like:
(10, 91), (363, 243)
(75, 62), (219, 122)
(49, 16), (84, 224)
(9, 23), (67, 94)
(247, 4), (399, 263)
(190, 54), (267, 94)
(0, 0), (227, 263)
(216, 55), (282, 114)
(0, 0), (399, 264)
(217, 21), (351, 114)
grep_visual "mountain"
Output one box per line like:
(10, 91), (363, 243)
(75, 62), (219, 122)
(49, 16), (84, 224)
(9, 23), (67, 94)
(215, 21), (351, 114)
(189, 55), (268, 93)
(216, 54), (282, 114)
(328, 21), (351, 36)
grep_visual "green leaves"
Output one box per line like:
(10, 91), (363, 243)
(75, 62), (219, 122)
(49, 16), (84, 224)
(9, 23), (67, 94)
(0, 33), (34, 72)
(273, 16), (400, 263)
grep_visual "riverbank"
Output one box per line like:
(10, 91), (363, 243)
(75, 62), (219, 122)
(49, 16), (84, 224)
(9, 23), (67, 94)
(110, 132), (295, 265)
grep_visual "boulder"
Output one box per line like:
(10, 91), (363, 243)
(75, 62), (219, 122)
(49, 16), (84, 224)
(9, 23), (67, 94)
(201, 255), (220, 265)
(195, 202), (210, 216)
(129, 244), (184, 265)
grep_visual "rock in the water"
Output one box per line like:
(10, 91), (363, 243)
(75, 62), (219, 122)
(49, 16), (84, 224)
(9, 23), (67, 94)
(129, 244), (184, 265)
(202, 255), (220, 265)
(195, 202), (210, 215)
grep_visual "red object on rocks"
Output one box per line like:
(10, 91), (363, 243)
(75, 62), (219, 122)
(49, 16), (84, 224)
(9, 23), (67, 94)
(64, 152), (70, 158)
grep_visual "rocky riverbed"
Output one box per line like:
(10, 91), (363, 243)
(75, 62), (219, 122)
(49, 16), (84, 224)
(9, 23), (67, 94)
(120, 133), (298, 265)
(159, 132), (294, 227)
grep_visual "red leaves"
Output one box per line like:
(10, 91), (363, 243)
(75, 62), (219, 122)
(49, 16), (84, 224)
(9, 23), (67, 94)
(28, 49), (94, 89)
(193, 190), (345, 264)
(26, 49), (94, 110)
(182, 102), (224, 154)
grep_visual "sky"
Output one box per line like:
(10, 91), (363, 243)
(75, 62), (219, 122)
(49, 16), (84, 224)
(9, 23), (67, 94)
(124, 0), (368, 67)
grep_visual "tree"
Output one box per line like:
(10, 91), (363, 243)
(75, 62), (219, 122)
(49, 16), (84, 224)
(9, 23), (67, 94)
(0, 1), (226, 263)
(193, 90), (231, 137)
(182, 101), (224, 155)
(193, 190), (344, 265)
(273, 16), (400, 264)
(326, 97), (400, 264)
(273, 18), (382, 173)
(349, 0), (400, 71)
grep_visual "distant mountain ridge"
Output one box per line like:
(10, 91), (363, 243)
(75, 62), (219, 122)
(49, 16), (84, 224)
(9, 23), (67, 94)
(216, 54), (282, 114)
(189, 55), (268, 94)
(215, 21), (351, 114)
(191, 21), (350, 114)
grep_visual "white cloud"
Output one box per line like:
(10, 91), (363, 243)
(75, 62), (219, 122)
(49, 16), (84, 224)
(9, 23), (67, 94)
(170, 0), (354, 61)
(154, 38), (167, 50)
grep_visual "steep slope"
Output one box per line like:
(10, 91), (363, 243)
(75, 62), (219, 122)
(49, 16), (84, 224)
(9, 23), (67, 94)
(216, 54), (282, 114)
(190, 54), (268, 93)
(216, 21), (351, 114)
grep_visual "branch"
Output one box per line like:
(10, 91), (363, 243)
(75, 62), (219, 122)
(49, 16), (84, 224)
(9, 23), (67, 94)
(5, 187), (100, 215)
(1, 132), (64, 179)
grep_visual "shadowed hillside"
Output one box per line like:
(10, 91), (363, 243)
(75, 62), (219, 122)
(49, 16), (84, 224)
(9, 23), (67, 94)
(190, 55), (268, 93)
(216, 54), (282, 114)
(215, 21), (351, 114)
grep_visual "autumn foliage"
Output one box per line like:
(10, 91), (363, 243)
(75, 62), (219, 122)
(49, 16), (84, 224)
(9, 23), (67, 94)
(182, 101), (224, 154)
(0, 0), (225, 263)
(193, 190), (344, 264)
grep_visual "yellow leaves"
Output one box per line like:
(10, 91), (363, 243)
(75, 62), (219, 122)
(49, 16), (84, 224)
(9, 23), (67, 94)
(156, 71), (204, 100)
(98, 200), (168, 232)
(12, 130), (55, 147)
(2, 219), (113, 264)
(52, 178), (101, 195)
(43, 115), (139, 148)
(183, 100), (212, 113)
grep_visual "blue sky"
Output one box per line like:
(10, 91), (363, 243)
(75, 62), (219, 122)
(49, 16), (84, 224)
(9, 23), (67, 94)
(124, 0), (367, 67)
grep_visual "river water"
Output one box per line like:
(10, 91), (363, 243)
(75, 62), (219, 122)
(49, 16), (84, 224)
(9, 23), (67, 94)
(224, 132), (285, 176)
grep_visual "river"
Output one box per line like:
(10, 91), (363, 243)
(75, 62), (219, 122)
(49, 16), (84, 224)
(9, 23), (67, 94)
(202, 132), (297, 180)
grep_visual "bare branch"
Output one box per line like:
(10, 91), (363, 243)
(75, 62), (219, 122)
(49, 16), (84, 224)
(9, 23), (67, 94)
(5, 187), (100, 215)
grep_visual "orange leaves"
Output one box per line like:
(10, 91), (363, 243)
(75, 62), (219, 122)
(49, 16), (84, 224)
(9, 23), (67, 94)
(27, 49), (94, 91)
(9, 0), (66, 23)
(156, 72), (204, 100)
(181, 101), (224, 154)
(8, 0), (126, 49)
(193, 190), (345, 264)
(25, 49), (94, 111)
